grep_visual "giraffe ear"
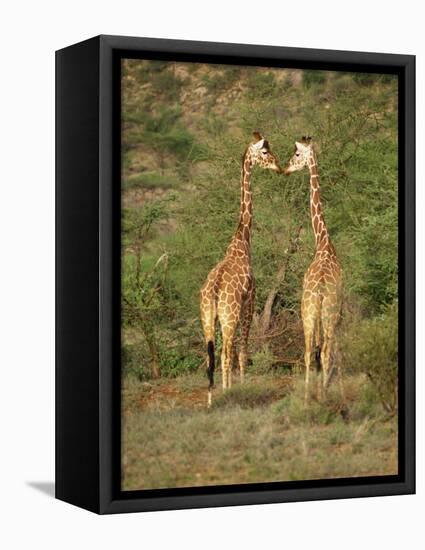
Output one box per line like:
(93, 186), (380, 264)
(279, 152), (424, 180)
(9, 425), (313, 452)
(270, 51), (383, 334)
(295, 141), (304, 151)
(253, 131), (263, 142)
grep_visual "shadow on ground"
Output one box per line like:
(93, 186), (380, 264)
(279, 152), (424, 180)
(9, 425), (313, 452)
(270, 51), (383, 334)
(26, 481), (55, 498)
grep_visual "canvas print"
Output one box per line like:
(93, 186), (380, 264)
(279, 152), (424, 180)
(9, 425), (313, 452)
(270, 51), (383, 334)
(121, 59), (398, 491)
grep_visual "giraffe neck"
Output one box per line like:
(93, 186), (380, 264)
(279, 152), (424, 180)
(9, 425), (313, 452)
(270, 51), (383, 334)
(233, 154), (253, 249)
(308, 154), (329, 249)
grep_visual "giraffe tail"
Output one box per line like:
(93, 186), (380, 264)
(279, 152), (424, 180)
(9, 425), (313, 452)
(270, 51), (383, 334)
(315, 346), (321, 373)
(314, 318), (322, 373)
(207, 340), (215, 407)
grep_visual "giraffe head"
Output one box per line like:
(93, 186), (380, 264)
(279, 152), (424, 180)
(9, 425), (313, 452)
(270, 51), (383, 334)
(245, 132), (282, 173)
(284, 136), (314, 175)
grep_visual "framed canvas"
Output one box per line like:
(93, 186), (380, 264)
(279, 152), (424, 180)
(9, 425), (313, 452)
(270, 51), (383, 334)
(56, 35), (415, 514)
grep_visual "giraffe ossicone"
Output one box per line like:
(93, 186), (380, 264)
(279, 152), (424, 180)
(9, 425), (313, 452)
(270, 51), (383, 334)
(200, 132), (282, 407)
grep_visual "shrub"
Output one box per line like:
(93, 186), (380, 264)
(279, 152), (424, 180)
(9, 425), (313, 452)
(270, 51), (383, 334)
(122, 342), (150, 381)
(123, 171), (180, 190)
(251, 345), (275, 374)
(341, 304), (398, 412)
(348, 376), (384, 421)
(122, 340), (200, 381)
(272, 386), (340, 426)
(303, 70), (327, 88)
(246, 70), (277, 98)
(201, 67), (242, 94)
(352, 72), (380, 86)
(151, 69), (184, 102)
(158, 346), (200, 378)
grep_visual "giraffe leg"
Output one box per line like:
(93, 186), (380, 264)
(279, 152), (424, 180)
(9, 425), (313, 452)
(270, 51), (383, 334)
(321, 323), (336, 399)
(217, 286), (241, 392)
(321, 331), (330, 397)
(226, 336), (233, 390)
(303, 323), (315, 407)
(221, 346), (227, 390)
(321, 292), (341, 399)
(333, 337), (345, 403)
(239, 287), (254, 384)
(200, 294), (216, 407)
(221, 326), (237, 391)
(302, 284), (320, 407)
(337, 364), (345, 402)
(228, 350), (233, 389)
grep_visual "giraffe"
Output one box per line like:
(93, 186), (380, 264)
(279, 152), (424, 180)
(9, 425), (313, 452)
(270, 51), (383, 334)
(284, 137), (344, 405)
(200, 132), (282, 407)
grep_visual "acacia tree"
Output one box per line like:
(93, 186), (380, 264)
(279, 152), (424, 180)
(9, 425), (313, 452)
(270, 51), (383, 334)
(122, 198), (171, 378)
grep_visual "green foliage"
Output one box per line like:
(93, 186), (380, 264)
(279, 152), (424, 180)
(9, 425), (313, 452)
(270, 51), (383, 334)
(126, 107), (206, 167)
(303, 69), (327, 88)
(149, 69), (185, 102)
(353, 205), (398, 310)
(273, 384), (340, 426)
(121, 60), (398, 384)
(122, 341), (150, 380)
(245, 70), (277, 98)
(121, 197), (172, 247)
(341, 304), (398, 412)
(127, 59), (185, 101)
(158, 345), (200, 378)
(351, 72), (394, 86)
(251, 345), (276, 374)
(123, 171), (180, 190)
(121, 197), (174, 378)
(201, 67), (242, 95)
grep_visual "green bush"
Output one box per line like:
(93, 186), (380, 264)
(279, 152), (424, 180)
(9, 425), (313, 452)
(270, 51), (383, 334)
(251, 345), (275, 374)
(151, 69), (184, 101)
(122, 340), (200, 381)
(123, 171), (180, 190)
(352, 72), (380, 86)
(122, 342), (150, 380)
(272, 388), (340, 426)
(158, 346), (200, 378)
(341, 304), (398, 412)
(303, 70), (327, 88)
(201, 67), (242, 94)
(348, 377), (384, 421)
(246, 70), (277, 98)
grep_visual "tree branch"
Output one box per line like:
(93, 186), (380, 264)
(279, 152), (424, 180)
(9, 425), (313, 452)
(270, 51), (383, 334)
(260, 225), (302, 334)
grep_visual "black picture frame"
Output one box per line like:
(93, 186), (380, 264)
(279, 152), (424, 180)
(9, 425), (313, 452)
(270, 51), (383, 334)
(56, 34), (415, 514)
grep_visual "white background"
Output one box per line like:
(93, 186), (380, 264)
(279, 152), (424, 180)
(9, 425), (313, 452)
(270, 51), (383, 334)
(0, 1), (422, 548)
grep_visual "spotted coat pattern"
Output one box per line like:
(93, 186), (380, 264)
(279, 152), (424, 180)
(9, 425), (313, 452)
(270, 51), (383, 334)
(285, 138), (344, 404)
(200, 134), (281, 406)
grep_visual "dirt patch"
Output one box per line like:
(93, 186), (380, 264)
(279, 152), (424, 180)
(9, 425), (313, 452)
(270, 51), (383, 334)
(123, 374), (293, 414)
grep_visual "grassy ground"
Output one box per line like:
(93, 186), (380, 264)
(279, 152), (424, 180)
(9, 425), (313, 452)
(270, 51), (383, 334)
(122, 372), (398, 490)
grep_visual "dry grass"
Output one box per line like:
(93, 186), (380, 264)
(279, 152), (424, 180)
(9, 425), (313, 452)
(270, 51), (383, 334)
(122, 372), (398, 491)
